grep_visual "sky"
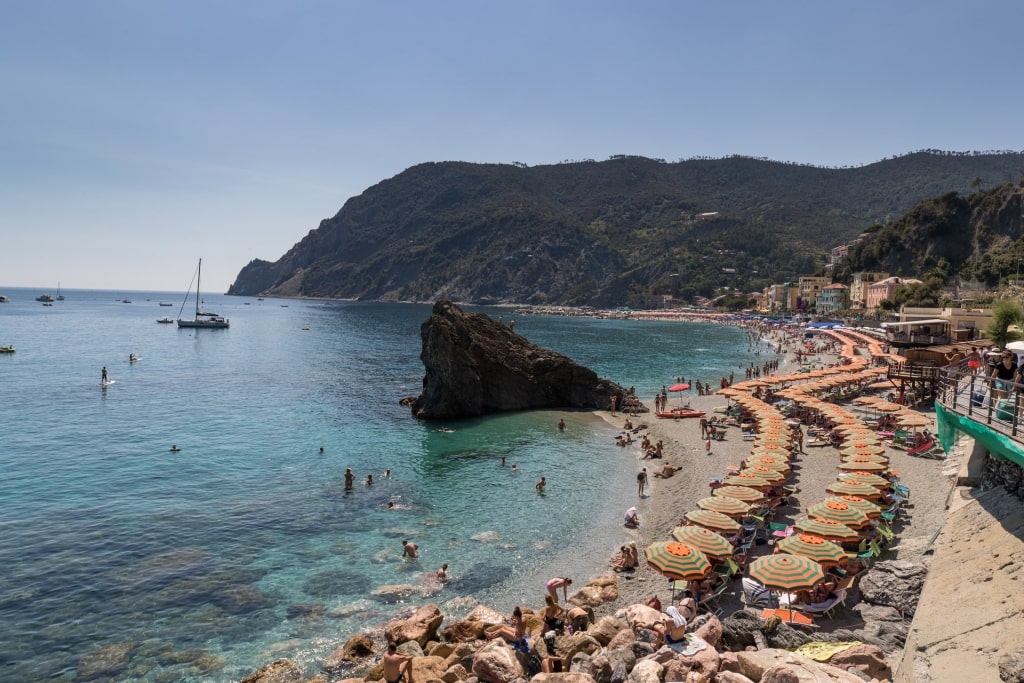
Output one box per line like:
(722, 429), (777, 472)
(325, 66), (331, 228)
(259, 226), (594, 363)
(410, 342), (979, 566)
(3, 0), (1023, 292)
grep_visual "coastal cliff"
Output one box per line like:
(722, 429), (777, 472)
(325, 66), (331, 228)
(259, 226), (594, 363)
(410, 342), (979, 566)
(409, 301), (634, 419)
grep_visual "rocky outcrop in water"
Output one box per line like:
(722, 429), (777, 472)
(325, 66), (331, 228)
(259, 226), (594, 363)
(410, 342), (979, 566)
(409, 301), (637, 420)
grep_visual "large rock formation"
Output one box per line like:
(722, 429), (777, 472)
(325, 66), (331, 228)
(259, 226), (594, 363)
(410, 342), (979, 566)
(409, 301), (636, 419)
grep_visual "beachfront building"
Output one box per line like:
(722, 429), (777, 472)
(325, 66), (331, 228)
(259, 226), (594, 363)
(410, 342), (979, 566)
(814, 283), (848, 315)
(798, 276), (831, 312)
(849, 272), (890, 309)
(865, 277), (921, 310)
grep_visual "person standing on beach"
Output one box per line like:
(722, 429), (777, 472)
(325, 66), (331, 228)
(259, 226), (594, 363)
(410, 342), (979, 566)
(637, 467), (648, 496)
(345, 468), (355, 490)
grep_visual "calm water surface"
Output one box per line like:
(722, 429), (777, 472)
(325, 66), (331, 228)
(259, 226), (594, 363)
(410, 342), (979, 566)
(0, 289), (762, 681)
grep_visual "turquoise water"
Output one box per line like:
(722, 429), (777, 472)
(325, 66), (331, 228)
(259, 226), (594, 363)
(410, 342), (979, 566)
(0, 290), (760, 681)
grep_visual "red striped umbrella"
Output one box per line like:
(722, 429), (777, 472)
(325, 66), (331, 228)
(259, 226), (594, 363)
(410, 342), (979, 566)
(644, 542), (712, 581)
(671, 525), (735, 556)
(681, 509), (741, 533)
(696, 495), (751, 518)
(775, 534), (848, 566)
(793, 518), (861, 543)
(747, 554), (825, 592)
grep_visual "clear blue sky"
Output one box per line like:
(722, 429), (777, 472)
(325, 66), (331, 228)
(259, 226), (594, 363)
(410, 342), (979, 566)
(3, 1), (1022, 292)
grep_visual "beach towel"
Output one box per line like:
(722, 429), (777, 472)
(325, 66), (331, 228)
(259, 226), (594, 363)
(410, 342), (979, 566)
(794, 640), (862, 662)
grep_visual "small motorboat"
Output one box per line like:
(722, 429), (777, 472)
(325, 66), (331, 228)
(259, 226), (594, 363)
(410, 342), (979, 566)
(655, 408), (707, 419)
(157, 317), (174, 324)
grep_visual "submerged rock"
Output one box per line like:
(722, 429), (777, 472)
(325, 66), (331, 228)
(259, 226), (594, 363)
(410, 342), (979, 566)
(410, 301), (635, 419)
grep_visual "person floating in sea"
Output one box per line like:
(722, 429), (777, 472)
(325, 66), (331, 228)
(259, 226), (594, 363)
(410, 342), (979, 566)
(536, 476), (546, 493)
(101, 367), (108, 384)
(344, 468), (355, 490)
(402, 540), (418, 559)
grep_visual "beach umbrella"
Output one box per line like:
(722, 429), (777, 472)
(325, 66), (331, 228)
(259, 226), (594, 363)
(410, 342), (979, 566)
(775, 534), (848, 566)
(807, 500), (871, 528)
(644, 541), (712, 581)
(837, 471), (891, 487)
(837, 459), (889, 472)
(793, 518), (861, 543)
(827, 495), (882, 518)
(712, 485), (765, 502)
(826, 480), (884, 500)
(742, 466), (787, 483)
(681, 509), (742, 533)
(724, 474), (773, 489)
(747, 554), (825, 592)
(671, 525), (735, 556)
(696, 495), (751, 518)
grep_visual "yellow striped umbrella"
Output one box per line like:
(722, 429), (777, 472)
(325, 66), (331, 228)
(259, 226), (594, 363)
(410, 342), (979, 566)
(671, 525), (735, 556)
(681, 509), (742, 533)
(696, 495), (752, 518)
(826, 480), (884, 500)
(837, 459), (889, 472)
(748, 554), (825, 592)
(793, 518), (861, 543)
(837, 471), (891, 487)
(807, 500), (871, 528)
(827, 495), (882, 518)
(742, 466), (787, 483)
(775, 534), (848, 566)
(712, 485), (765, 502)
(644, 541), (712, 581)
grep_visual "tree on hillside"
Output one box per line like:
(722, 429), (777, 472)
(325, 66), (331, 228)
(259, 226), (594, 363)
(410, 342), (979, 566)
(984, 299), (1024, 348)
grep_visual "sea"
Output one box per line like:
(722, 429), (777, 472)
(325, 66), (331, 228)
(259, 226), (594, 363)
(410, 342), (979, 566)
(0, 288), (767, 682)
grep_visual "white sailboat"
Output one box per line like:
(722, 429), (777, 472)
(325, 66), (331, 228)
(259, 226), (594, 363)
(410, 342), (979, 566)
(177, 259), (229, 329)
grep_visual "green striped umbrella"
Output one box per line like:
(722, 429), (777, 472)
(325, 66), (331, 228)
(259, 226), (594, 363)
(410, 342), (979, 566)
(696, 495), (751, 518)
(775, 534), (848, 566)
(713, 485), (765, 502)
(671, 525), (735, 556)
(793, 518), (861, 543)
(747, 554), (825, 591)
(837, 471), (890, 487)
(807, 500), (871, 528)
(644, 541), (712, 581)
(827, 495), (882, 518)
(826, 480), (884, 500)
(681, 509), (742, 533)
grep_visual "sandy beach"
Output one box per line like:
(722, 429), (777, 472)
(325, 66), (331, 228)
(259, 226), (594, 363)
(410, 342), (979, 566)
(590, 341), (961, 624)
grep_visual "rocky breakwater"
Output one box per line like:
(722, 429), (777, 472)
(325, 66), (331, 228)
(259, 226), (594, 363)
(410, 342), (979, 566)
(408, 301), (637, 419)
(240, 574), (892, 683)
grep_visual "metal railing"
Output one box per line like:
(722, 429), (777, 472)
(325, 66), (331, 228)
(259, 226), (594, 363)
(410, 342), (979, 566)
(935, 362), (1024, 442)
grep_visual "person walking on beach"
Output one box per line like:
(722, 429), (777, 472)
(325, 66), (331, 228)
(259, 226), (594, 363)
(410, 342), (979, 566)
(402, 540), (418, 559)
(536, 476), (546, 493)
(637, 467), (648, 497)
(546, 576), (572, 604)
(345, 468), (355, 490)
(382, 642), (414, 683)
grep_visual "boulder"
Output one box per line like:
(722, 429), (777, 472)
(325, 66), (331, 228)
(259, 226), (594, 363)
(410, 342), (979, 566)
(826, 644), (891, 681)
(589, 615), (628, 646)
(323, 634), (376, 669)
(734, 650), (870, 683)
(410, 301), (635, 419)
(857, 560), (927, 617)
(385, 604), (445, 647)
(239, 659), (306, 683)
(628, 658), (663, 683)
(471, 639), (526, 683)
